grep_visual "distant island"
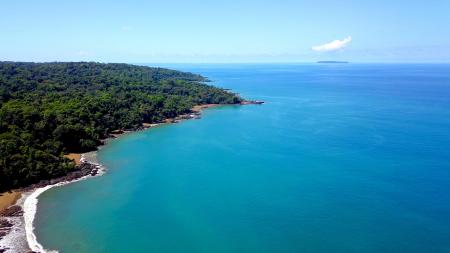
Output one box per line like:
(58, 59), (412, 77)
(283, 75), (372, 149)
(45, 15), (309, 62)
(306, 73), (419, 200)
(0, 62), (247, 192)
(317, 61), (349, 64)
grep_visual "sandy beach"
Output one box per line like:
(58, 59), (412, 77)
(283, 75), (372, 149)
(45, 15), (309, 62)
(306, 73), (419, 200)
(191, 103), (221, 112)
(0, 192), (21, 214)
(64, 153), (82, 166)
(0, 158), (102, 252)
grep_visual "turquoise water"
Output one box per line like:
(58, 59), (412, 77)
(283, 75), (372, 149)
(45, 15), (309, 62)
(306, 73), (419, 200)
(36, 64), (450, 253)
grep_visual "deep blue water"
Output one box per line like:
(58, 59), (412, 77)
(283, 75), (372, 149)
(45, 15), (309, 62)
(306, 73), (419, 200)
(36, 64), (450, 252)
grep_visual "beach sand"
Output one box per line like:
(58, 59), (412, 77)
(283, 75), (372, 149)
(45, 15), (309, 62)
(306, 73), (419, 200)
(191, 104), (221, 112)
(0, 191), (21, 213)
(65, 153), (82, 165)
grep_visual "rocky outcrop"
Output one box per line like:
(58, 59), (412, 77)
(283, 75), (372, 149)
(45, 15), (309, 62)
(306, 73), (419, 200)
(0, 205), (22, 217)
(240, 100), (264, 105)
(0, 202), (24, 251)
(21, 162), (99, 192)
(0, 219), (13, 241)
(0, 205), (21, 243)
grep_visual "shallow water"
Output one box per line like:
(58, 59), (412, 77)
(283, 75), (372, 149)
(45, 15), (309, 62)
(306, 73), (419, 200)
(35, 64), (450, 253)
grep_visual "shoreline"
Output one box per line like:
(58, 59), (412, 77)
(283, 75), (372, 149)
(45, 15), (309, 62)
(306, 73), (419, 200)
(0, 101), (263, 253)
(0, 155), (103, 253)
(24, 153), (105, 253)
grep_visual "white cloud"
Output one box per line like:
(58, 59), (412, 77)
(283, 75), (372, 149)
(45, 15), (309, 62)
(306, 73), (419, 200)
(312, 36), (352, 52)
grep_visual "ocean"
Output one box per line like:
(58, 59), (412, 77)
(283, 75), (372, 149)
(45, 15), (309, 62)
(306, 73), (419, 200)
(34, 64), (450, 252)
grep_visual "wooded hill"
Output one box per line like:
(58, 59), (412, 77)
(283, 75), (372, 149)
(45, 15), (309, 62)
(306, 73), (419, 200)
(0, 62), (242, 191)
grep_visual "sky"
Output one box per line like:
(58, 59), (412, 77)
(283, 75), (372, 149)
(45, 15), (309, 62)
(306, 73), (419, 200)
(0, 0), (449, 63)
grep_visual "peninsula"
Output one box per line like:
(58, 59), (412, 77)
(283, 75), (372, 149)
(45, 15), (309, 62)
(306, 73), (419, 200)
(0, 62), (245, 192)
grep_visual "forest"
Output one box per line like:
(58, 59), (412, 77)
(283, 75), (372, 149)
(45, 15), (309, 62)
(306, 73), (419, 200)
(0, 62), (242, 191)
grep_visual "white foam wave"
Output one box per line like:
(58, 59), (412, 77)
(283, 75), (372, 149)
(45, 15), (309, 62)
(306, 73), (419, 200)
(24, 184), (60, 253)
(0, 194), (28, 252)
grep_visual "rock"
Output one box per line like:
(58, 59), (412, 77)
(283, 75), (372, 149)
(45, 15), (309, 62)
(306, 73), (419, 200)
(110, 129), (124, 135)
(0, 231), (7, 238)
(0, 205), (22, 217)
(20, 162), (99, 192)
(176, 114), (193, 120)
(0, 219), (12, 228)
(0, 247), (10, 253)
(0, 219), (12, 240)
(91, 169), (99, 176)
(240, 100), (264, 105)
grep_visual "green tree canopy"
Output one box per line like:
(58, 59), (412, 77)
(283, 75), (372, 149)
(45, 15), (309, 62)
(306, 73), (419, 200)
(0, 62), (242, 191)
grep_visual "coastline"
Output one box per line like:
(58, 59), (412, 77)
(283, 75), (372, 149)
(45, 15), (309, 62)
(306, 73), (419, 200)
(0, 101), (263, 253)
(0, 154), (103, 253)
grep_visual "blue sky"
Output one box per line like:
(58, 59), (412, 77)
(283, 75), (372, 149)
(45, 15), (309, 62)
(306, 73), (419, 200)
(1, 0), (449, 63)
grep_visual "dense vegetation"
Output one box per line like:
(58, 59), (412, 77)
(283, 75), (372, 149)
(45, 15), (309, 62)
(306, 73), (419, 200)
(0, 62), (242, 191)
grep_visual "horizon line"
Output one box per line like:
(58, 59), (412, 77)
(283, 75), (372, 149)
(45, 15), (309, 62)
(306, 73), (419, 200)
(1, 60), (450, 65)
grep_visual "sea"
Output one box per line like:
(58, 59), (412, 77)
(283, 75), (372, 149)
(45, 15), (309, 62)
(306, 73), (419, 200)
(33, 63), (450, 253)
